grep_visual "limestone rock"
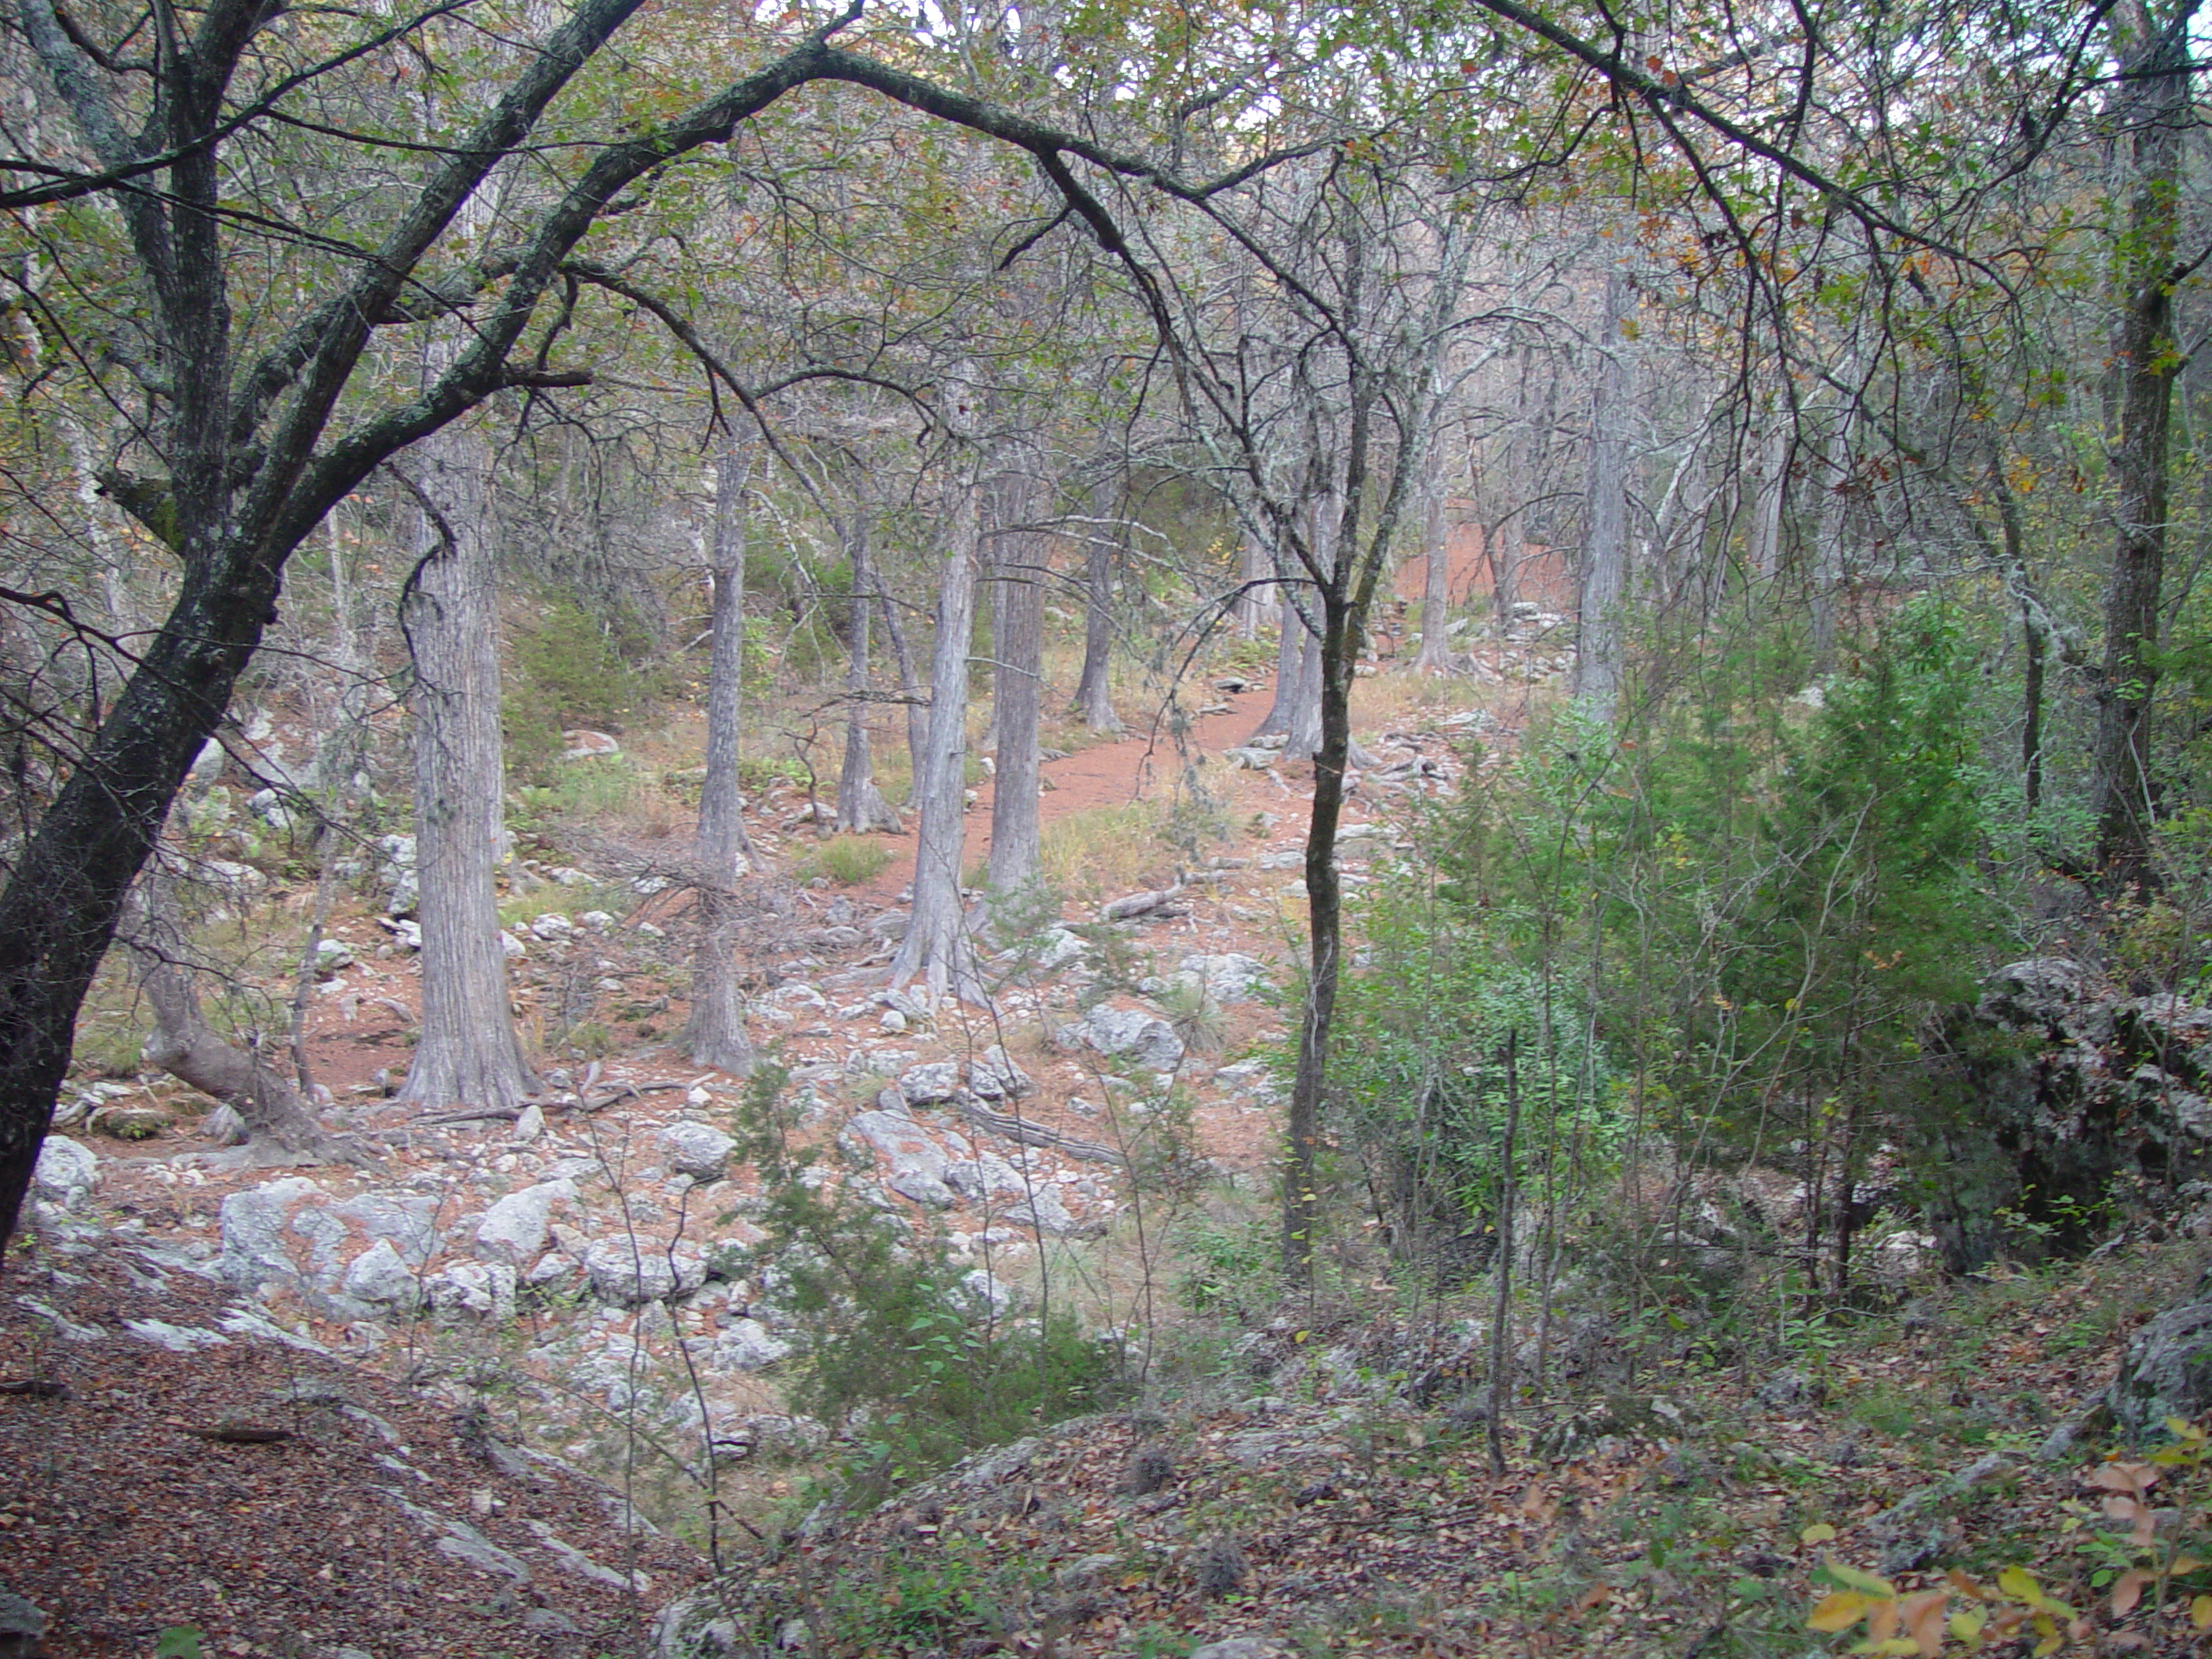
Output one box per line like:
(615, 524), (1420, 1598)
(706, 1318), (791, 1373)
(423, 1260), (518, 1321)
(1177, 952), (1268, 1005)
(341, 1237), (423, 1308)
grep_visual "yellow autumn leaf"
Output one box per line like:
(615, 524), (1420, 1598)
(1998, 1566), (2043, 1603)
(1948, 1608), (1987, 1643)
(1802, 1522), (1838, 1547)
(2193, 1594), (2212, 1630)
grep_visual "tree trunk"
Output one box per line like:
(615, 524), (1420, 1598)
(987, 469), (1046, 903)
(396, 435), (538, 1113)
(1075, 497), (1123, 734)
(2093, 1), (2193, 887)
(890, 426), (986, 1003)
(686, 433), (759, 1077)
(837, 503), (900, 835)
(1574, 269), (1634, 720)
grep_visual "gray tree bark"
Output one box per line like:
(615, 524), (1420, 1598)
(396, 433), (538, 1113)
(1232, 524), (1271, 639)
(685, 433), (759, 1076)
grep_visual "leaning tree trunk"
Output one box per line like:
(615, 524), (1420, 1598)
(2093, 3), (2192, 889)
(890, 429), (987, 1003)
(123, 880), (353, 1161)
(686, 433), (759, 1076)
(837, 503), (900, 835)
(396, 435), (538, 1113)
(988, 465), (1047, 905)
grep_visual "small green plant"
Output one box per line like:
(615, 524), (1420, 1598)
(794, 837), (893, 887)
(155, 1629), (205, 1659)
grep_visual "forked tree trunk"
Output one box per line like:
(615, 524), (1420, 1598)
(686, 433), (759, 1076)
(396, 436), (538, 1113)
(890, 423), (987, 1002)
(988, 468), (1046, 903)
